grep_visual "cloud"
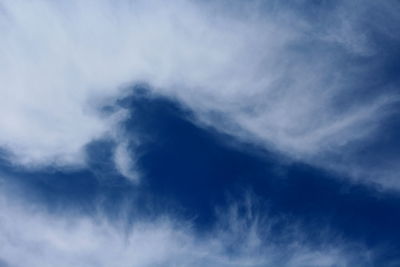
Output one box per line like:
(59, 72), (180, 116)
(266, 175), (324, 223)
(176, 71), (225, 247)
(113, 141), (139, 182)
(0, 187), (372, 267)
(0, 0), (399, 186)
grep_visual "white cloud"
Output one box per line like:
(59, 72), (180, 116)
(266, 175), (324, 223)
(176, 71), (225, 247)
(0, 0), (398, 186)
(0, 188), (371, 267)
(114, 141), (139, 182)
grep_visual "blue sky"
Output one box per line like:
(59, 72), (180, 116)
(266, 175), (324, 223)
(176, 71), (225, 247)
(0, 0), (400, 266)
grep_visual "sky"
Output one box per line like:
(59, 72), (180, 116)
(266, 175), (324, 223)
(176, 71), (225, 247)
(0, 0), (400, 266)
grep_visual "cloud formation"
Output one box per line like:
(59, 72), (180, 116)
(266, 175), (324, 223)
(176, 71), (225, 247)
(1, 2), (399, 265)
(0, 188), (371, 267)
(0, 0), (399, 186)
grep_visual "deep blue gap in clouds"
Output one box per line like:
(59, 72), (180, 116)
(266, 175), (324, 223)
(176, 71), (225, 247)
(123, 93), (400, 249)
(1, 92), (400, 264)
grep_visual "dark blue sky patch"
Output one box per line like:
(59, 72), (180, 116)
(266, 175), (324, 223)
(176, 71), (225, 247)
(121, 93), (400, 261)
(1, 90), (400, 265)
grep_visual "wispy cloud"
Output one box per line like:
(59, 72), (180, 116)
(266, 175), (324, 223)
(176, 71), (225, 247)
(0, 187), (372, 267)
(0, 0), (399, 187)
(113, 141), (139, 182)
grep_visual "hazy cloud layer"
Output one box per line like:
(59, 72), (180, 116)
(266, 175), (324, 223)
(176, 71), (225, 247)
(0, 0), (399, 186)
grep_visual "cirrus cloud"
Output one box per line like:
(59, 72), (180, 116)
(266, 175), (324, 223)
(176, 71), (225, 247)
(0, 0), (399, 187)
